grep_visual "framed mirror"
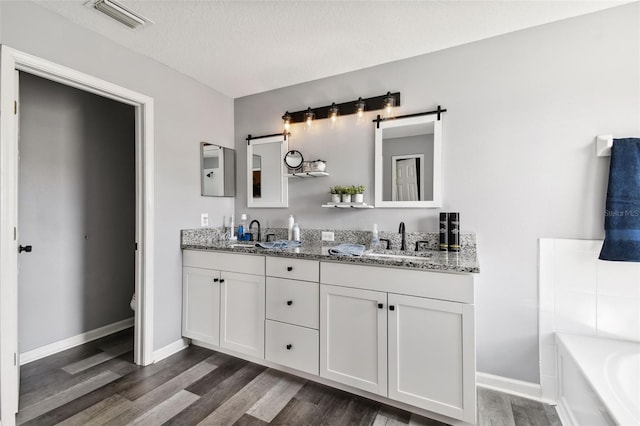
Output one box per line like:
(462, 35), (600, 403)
(374, 114), (442, 208)
(201, 142), (235, 197)
(247, 134), (288, 208)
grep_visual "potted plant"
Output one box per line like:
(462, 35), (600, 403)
(341, 186), (352, 203)
(329, 186), (340, 203)
(353, 185), (365, 203)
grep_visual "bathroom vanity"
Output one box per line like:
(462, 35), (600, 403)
(181, 240), (478, 424)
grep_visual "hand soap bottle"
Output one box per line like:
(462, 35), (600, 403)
(238, 213), (247, 241)
(292, 223), (300, 241)
(288, 215), (295, 240)
(371, 224), (380, 250)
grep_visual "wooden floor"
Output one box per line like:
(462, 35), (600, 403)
(17, 329), (561, 426)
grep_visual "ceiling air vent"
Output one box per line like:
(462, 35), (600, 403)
(87, 0), (152, 29)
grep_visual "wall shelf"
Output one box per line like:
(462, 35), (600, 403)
(321, 203), (374, 209)
(285, 171), (329, 178)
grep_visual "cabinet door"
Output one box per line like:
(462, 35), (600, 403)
(220, 271), (265, 359)
(182, 267), (220, 345)
(388, 293), (476, 423)
(320, 284), (387, 396)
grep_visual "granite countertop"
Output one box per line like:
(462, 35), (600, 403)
(181, 240), (480, 274)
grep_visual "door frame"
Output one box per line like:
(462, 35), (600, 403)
(0, 45), (155, 424)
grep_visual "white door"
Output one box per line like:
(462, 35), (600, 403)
(182, 267), (220, 345)
(388, 293), (476, 423)
(392, 156), (423, 201)
(320, 284), (387, 396)
(220, 271), (265, 359)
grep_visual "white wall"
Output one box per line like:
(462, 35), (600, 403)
(234, 3), (640, 382)
(0, 1), (235, 351)
(18, 73), (135, 352)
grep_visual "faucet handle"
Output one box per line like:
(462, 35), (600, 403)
(379, 238), (391, 250)
(266, 233), (276, 242)
(414, 240), (429, 252)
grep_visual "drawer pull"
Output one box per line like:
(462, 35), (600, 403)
(286, 300), (293, 306)
(389, 305), (395, 311)
(220, 279), (225, 283)
(287, 266), (293, 271)
(286, 344), (292, 350)
(213, 278), (219, 283)
(378, 303), (383, 309)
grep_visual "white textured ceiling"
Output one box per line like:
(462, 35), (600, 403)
(34, 0), (630, 98)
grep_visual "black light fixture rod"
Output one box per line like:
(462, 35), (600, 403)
(284, 92), (400, 124)
(372, 105), (447, 123)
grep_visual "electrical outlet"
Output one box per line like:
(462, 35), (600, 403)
(200, 213), (209, 227)
(322, 231), (335, 242)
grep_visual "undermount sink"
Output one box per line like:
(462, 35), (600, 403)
(230, 243), (254, 248)
(365, 252), (432, 261)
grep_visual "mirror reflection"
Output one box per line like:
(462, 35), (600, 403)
(201, 142), (235, 197)
(247, 134), (288, 208)
(375, 114), (442, 208)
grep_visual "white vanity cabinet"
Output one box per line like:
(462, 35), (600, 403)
(182, 266), (221, 345)
(182, 250), (265, 359)
(265, 257), (320, 375)
(320, 262), (476, 423)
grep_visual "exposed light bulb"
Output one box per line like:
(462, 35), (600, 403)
(304, 107), (315, 128)
(355, 97), (366, 123)
(282, 111), (292, 131)
(382, 92), (395, 118)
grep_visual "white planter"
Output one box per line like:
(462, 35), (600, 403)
(341, 194), (352, 203)
(331, 194), (340, 203)
(354, 193), (364, 203)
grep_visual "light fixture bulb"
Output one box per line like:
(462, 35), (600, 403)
(382, 92), (395, 117)
(328, 102), (339, 123)
(355, 97), (366, 121)
(282, 111), (292, 131)
(304, 107), (315, 128)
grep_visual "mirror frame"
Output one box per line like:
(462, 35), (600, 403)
(247, 134), (289, 208)
(374, 114), (442, 208)
(200, 142), (236, 197)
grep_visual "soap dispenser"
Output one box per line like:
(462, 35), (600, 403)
(371, 224), (380, 250)
(288, 215), (295, 240)
(292, 223), (300, 241)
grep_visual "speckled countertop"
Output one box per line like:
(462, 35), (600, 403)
(181, 240), (479, 274)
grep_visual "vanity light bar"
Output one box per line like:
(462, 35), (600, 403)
(373, 105), (447, 128)
(88, 0), (153, 29)
(282, 92), (401, 127)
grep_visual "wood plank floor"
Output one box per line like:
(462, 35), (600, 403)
(17, 329), (561, 425)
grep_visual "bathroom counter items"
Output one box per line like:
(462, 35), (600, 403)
(180, 238), (479, 274)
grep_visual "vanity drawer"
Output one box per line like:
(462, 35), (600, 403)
(266, 277), (319, 329)
(265, 320), (319, 375)
(266, 257), (319, 282)
(183, 250), (264, 275)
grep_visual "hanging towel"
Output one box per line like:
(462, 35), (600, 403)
(328, 243), (366, 257)
(599, 138), (640, 261)
(255, 240), (302, 249)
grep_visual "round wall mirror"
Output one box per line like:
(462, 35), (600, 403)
(284, 150), (304, 169)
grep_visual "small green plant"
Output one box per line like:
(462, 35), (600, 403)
(329, 186), (339, 195)
(354, 185), (365, 194)
(346, 186), (358, 195)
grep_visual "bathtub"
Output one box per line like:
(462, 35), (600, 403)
(555, 333), (640, 426)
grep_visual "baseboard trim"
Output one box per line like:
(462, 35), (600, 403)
(555, 397), (576, 426)
(20, 317), (134, 365)
(476, 372), (548, 403)
(153, 338), (189, 363)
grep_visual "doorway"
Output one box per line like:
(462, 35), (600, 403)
(0, 46), (155, 425)
(17, 71), (136, 365)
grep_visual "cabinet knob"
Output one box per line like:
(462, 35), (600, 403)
(287, 266), (293, 272)
(389, 305), (395, 311)
(213, 278), (219, 283)
(286, 344), (292, 350)
(220, 279), (225, 283)
(378, 303), (383, 309)
(286, 300), (293, 306)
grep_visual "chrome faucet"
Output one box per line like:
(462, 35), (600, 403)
(399, 222), (406, 251)
(249, 220), (261, 242)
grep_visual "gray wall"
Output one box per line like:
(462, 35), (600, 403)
(235, 3), (640, 383)
(18, 73), (135, 352)
(1, 1), (235, 351)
